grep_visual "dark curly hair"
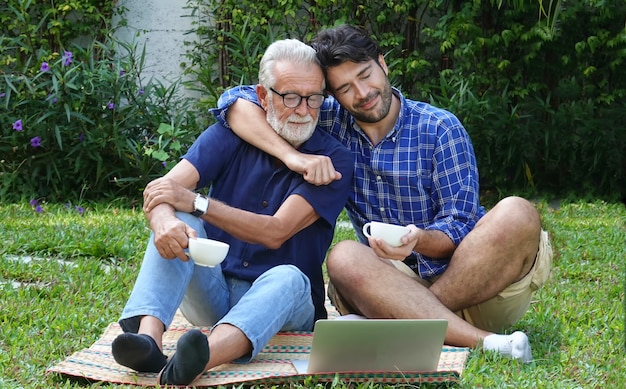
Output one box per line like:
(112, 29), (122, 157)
(310, 25), (383, 71)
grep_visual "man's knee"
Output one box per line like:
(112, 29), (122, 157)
(326, 240), (362, 275)
(263, 264), (309, 292)
(495, 196), (541, 229)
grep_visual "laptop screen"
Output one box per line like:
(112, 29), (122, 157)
(300, 319), (448, 373)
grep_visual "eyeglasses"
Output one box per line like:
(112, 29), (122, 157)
(269, 87), (325, 109)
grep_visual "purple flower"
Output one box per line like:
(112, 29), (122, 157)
(119, 69), (126, 76)
(162, 161), (167, 168)
(0, 93), (5, 98)
(75, 205), (85, 215)
(13, 119), (23, 131)
(30, 199), (43, 213)
(62, 51), (73, 66)
(137, 88), (145, 96)
(107, 102), (115, 110)
(40, 62), (50, 72)
(30, 136), (42, 148)
(78, 133), (85, 142)
(46, 94), (58, 104)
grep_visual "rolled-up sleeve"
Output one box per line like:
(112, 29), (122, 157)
(211, 85), (260, 128)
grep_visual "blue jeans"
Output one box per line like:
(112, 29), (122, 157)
(119, 212), (315, 361)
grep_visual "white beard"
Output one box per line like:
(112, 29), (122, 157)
(266, 101), (317, 147)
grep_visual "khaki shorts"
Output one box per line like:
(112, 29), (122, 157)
(328, 230), (552, 333)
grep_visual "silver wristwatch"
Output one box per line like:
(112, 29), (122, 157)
(191, 194), (209, 217)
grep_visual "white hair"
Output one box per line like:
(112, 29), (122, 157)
(258, 39), (323, 89)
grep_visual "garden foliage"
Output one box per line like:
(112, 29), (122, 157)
(1, 0), (625, 202)
(183, 0), (626, 200)
(1, 0), (200, 202)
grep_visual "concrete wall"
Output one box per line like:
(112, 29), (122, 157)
(113, 0), (196, 87)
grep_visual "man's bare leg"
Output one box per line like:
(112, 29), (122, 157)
(138, 315), (165, 349)
(326, 240), (491, 347)
(205, 323), (253, 368)
(327, 231), (534, 361)
(431, 196), (542, 311)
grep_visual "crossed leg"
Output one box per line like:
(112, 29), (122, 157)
(431, 196), (542, 312)
(326, 197), (542, 352)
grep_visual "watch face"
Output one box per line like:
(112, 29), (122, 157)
(195, 195), (209, 214)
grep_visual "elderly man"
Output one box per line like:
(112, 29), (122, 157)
(110, 39), (352, 386)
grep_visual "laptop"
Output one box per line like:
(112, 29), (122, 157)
(292, 318), (448, 374)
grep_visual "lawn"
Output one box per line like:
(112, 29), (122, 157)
(0, 199), (623, 388)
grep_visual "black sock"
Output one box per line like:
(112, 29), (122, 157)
(159, 329), (210, 386)
(111, 333), (167, 373)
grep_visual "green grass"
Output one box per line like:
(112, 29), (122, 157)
(0, 200), (624, 388)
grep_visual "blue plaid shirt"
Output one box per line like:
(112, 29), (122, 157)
(213, 86), (486, 279)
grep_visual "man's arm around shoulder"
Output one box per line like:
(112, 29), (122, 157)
(215, 87), (342, 185)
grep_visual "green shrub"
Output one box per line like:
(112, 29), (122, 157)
(1, 40), (199, 202)
(1, 1), (201, 202)
(0, 0), (116, 67)
(2, 1), (624, 202)
(421, 0), (626, 199)
(182, 0), (625, 200)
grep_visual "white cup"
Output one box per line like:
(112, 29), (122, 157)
(362, 221), (410, 247)
(188, 237), (230, 267)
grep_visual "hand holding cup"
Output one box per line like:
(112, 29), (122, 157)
(362, 221), (410, 247)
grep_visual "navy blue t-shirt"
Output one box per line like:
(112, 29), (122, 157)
(182, 122), (353, 322)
